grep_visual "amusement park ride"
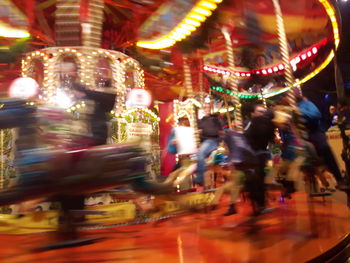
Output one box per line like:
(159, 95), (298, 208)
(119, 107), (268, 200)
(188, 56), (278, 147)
(0, 0), (349, 254)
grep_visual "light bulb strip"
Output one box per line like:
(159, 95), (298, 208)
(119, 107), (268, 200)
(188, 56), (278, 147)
(117, 108), (160, 122)
(210, 50), (336, 99)
(206, 0), (339, 99)
(203, 39), (326, 77)
(22, 47), (145, 114)
(137, 0), (222, 49)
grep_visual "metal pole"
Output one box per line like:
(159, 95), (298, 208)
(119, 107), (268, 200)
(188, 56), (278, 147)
(221, 27), (243, 132)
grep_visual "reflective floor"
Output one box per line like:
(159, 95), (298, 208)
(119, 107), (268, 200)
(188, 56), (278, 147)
(0, 192), (349, 263)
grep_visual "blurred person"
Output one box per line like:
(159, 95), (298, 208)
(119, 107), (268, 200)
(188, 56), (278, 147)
(275, 91), (345, 191)
(272, 104), (304, 197)
(195, 103), (225, 186)
(322, 105), (338, 131)
(244, 104), (275, 214)
(209, 135), (244, 216)
(296, 95), (346, 189)
(56, 63), (116, 240)
(210, 166), (243, 216)
(166, 117), (191, 170)
(164, 117), (197, 188)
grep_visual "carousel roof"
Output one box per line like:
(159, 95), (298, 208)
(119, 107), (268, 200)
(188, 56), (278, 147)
(1, 0), (338, 101)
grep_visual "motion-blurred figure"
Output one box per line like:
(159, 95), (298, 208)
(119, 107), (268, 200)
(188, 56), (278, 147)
(296, 95), (345, 189)
(244, 104), (275, 214)
(195, 103), (225, 186)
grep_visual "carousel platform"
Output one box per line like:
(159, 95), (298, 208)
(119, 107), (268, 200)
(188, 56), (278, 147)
(0, 192), (349, 263)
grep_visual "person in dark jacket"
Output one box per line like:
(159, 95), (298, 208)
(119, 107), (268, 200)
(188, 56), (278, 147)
(195, 104), (225, 186)
(297, 96), (344, 187)
(244, 104), (275, 214)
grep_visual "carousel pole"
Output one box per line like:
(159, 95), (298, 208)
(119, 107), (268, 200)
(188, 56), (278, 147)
(183, 56), (200, 147)
(272, 0), (310, 140)
(271, 0), (296, 106)
(259, 87), (267, 109)
(81, 0), (105, 87)
(197, 51), (205, 105)
(223, 95), (233, 130)
(221, 27), (243, 132)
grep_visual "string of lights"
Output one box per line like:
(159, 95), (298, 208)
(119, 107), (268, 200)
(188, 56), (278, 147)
(137, 0), (223, 49)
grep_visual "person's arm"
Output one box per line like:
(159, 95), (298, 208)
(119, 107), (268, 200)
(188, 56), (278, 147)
(299, 100), (321, 121)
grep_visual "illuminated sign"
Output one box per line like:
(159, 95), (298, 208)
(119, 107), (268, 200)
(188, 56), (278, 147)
(126, 88), (152, 108)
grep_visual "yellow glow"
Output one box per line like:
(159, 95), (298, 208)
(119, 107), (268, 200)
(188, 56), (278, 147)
(184, 19), (201, 27)
(175, 28), (191, 36)
(199, 1), (217, 10)
(137, 0), (221, 49)
(188, 13), (206, 22)
(137, 37), (176, 49)
(318, 0), (339, 48)
(169, 33), (182, 41)
(193, 7), (212, 16)
(0, 25), (30, 38)
(180, 24), (196, 31)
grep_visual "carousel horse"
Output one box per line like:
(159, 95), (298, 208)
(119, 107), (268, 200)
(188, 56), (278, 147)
(0, 98), (173, 249)
(0, 98), (172, 206)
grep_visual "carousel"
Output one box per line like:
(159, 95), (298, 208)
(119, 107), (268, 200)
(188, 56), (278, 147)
(0, 0), (349, 262)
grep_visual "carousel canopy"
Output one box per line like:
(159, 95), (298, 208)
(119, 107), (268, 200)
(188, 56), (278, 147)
(1, 0), (339, 101)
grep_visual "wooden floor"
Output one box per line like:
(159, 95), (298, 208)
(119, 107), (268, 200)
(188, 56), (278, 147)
(0, 192), (349, 263)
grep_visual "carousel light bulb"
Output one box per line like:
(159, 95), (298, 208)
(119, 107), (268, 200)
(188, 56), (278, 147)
(0, 27), (30, 38)
(184, 19), (201, 27)
(189, 13), (206, 22)
(199, 1), (217, 9)
(193, 7), (212, 16)
(181, 24), (196, 31)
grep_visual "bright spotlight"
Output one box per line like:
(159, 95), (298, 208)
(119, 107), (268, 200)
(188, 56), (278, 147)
(9, 77), (39, 99)
(54, 89), (74, 108)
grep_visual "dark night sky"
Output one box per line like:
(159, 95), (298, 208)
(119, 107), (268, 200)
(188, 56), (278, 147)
(303, 0), (350, 115)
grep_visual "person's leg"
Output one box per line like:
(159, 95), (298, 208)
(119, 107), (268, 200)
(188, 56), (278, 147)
(321, 145), (342, 182)
(58, 195), (85, 240)
(253, 155), (268, 209)
(195, 139), (218, 185)
(310, 132), (342, 182)
(222, 180), (239, 216)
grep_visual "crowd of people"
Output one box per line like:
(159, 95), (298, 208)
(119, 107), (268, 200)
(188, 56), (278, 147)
(167, 88), (349, 216)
